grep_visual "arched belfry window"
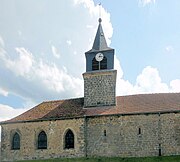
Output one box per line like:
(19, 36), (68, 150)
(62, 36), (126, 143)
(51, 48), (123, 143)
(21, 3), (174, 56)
(12, 132), (20, 150)
(65, 129), (74, 149)
(101, 56), (107, 70)
(92, 56), (107, 71)
(38, 131), (47, 149)
(92, 57), (99, 70)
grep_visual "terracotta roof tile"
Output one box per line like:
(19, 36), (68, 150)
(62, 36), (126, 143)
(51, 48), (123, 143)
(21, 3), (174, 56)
(85, 93), (180, 116)
(2, 93), (180, 124)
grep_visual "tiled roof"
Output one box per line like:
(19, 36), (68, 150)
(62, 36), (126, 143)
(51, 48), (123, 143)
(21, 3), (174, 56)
(1, 93), (180, 124)
(85, 93), (180, 116)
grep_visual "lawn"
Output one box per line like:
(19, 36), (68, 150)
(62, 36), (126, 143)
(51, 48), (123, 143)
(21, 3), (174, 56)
(17, 155), (180, 162)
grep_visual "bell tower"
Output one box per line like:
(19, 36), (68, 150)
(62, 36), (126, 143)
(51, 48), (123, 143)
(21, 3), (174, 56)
(83, 18), (117, 107)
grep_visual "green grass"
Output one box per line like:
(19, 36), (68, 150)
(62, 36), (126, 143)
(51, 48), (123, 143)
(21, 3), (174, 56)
(17, 155), (180, 162)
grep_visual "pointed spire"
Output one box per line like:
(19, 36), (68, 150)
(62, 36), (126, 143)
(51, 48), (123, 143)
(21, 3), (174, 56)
(92, 18), (109, 51)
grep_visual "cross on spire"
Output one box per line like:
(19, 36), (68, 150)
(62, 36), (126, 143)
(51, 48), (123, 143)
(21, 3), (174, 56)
(99, 3), (102, 21)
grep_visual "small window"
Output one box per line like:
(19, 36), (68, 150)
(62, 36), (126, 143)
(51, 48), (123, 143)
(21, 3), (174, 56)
(38, 131), (47, 149)
(138, 128), (141, 135)
(104, 130), (107, 137)
(12, 132), (20, 150)
(159, 144), (162, 156)
(65, 129), (74, 149)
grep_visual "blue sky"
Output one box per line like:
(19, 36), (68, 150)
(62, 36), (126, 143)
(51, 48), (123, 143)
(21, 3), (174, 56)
(0, 0), (180, 122)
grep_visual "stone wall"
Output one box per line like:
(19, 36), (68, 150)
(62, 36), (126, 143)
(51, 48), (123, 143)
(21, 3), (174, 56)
(1, 118), (85, 161)
(86, 112), (180, 157)
(83, 70), (117, 107)
(1, 112), (180, 161)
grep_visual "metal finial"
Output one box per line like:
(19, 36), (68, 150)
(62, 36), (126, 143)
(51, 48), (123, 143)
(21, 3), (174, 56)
(98, 3), (102, 23)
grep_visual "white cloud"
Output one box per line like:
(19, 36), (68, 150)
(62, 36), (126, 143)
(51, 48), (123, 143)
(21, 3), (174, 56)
(5, 47), (33, 76)
(170, 79), (180, 92)
(0, 35), (6, 59)
(51, 45), (60, 59)
(66, 40), (72, 46)
(0, 104), (28, 141)
(0, 104), (27, 122)
(135, 66), (169, 93)
(32, 60), (83, 96)
(0, 35), (5, 47)
(0, 88), (8, 97)
(165, 45), (174, 53)
(0, 45), (83, 102)
(0, 0), (113, 103)
(139, 0), (156, 6)
(73, 0), (113, 46)
(116, 65), (179, 96)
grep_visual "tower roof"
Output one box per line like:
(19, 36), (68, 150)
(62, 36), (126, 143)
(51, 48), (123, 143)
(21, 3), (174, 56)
(88, 18), (112, 52)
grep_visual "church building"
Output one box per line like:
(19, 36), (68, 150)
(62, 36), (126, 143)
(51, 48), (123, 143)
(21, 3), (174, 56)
(1, 18), (180, 161)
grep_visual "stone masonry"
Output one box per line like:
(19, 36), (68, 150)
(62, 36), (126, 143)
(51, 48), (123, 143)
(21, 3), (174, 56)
(1, 118), (85, 161)
(83, 69), (117, 107)
(86, 112), (180, 157)
(1, 111), (180, 161)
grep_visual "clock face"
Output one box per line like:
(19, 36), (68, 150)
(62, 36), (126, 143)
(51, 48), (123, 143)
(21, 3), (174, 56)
(95, 53), (104, 62)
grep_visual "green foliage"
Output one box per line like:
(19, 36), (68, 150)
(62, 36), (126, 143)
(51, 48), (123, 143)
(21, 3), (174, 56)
(17, 155), (180, 162)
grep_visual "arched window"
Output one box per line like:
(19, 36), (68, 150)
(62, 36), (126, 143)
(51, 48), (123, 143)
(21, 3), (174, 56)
(100, 56), (107, 70)
(12, 132), (20, 150)
(38, 131), (47, 149)
(92, 56), (107, 71)
(92, 57), (99, 70)
(65, 129), (74, 149)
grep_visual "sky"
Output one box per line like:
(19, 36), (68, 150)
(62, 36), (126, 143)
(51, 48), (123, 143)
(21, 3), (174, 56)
(0, 0), (180, 126)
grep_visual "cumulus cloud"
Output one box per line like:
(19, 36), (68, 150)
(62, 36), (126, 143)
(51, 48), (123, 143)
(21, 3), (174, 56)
(0, 0), (110, 103)
(32, 60), (83, 96)
(5, 48), (33, 76)
(116, 65), (179, 96)
(135, 66), (169, 93)
(170, 79), (180, 92)
(0, 46), (83, 103)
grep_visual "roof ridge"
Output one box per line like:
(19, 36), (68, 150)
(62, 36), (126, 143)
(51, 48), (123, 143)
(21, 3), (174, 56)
(116, 92), (180, 98)
(42, 97), (84, 103)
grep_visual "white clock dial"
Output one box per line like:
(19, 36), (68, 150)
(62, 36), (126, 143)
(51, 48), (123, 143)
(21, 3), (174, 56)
(95, 53), (104, 62)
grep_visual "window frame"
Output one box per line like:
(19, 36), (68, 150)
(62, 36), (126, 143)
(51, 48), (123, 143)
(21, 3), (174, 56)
(37, 131), (47, 149)
(64, 129), (75, 149)
(12, 132), (20, 150)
